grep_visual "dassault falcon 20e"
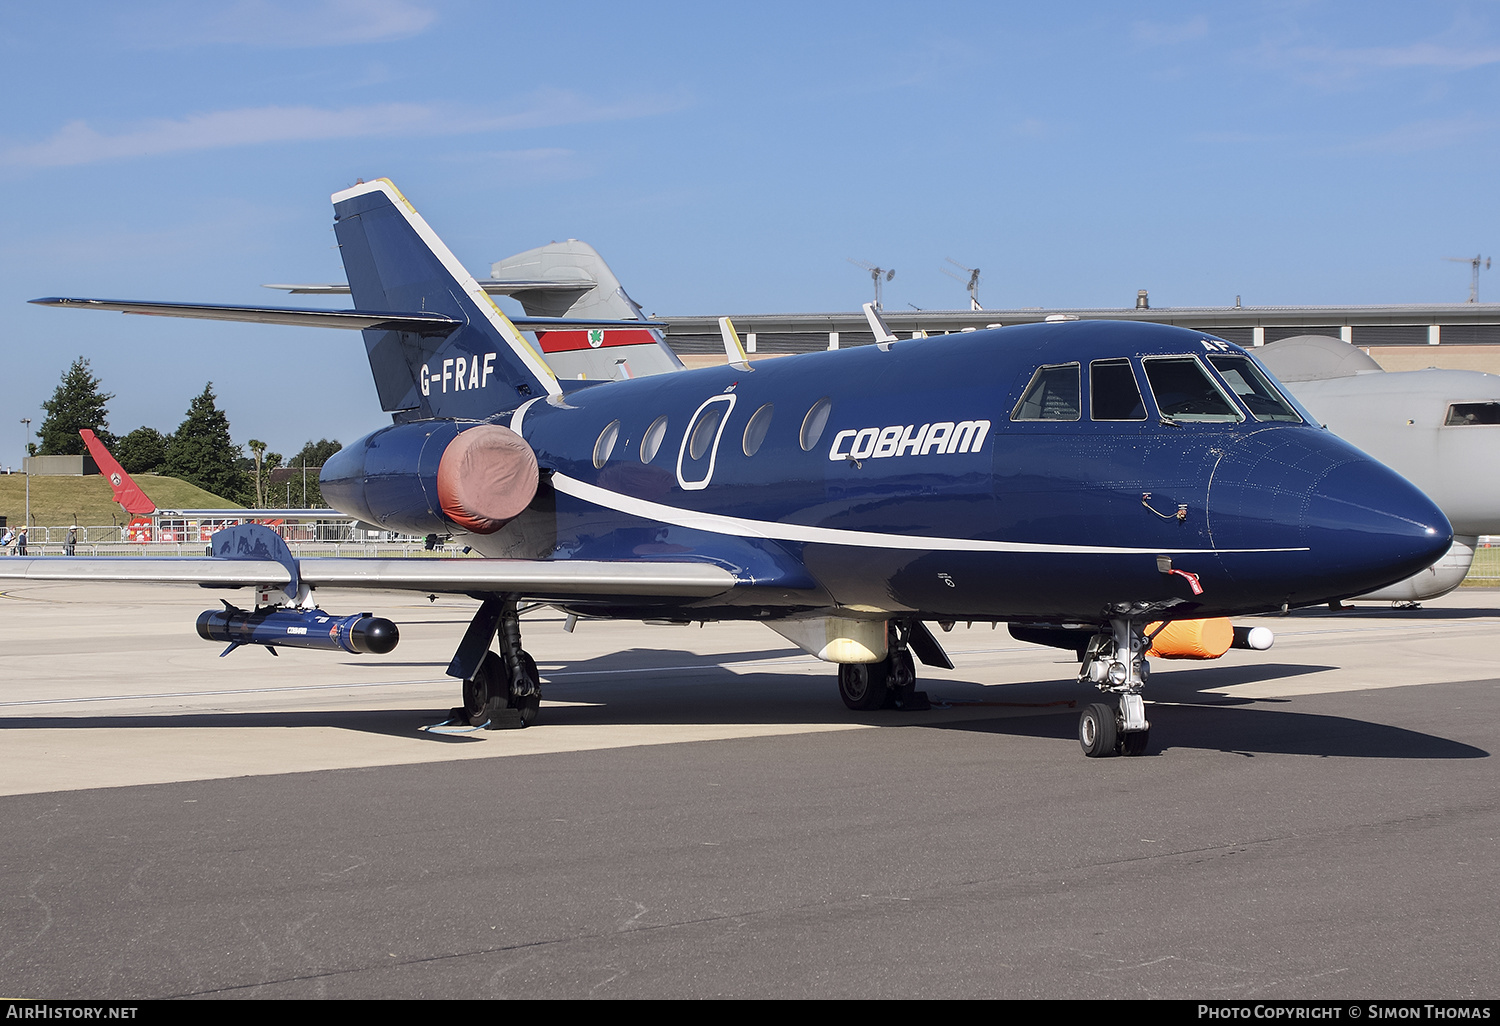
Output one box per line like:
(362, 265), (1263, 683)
(11, 179), (1451, 757)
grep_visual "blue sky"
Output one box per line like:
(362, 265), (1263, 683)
(3, 0), (1499, 467)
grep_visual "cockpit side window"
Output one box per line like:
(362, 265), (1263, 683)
(1089, 359), (1146, 421)
(1141, 356), (1243, 423)
(1206, 354), (1302, 423)
(1011, 363), (1081, 421)
(1445, 402), (1500, 425)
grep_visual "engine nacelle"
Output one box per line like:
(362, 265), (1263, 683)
(320, 420), (539, 537)
(197, 605), (399, 655)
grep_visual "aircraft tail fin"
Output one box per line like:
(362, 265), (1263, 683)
(79, 429), (157, 516)
(490, 240), (683, 381)
(331, 179), (561, 419)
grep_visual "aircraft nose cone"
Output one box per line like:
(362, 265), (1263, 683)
(1302, 457), (1452, 597)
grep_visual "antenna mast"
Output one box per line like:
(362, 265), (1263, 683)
(942, 258), (982, 310)
(848, 259), (895, 310)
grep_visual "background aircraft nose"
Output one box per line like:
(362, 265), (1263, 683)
(1302, 456), (1452, 597)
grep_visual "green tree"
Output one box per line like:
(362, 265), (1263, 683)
(114, 427), (171, 475)
(163, 383), (249, 503)
(37, 357), (114, 455)
(289, 438), (342, 508)
(248, 439), (267, 508)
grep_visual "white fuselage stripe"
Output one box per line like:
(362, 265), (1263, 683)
(549, 473), (1308, 555)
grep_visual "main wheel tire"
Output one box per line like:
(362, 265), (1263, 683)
(507, 650), (542, 728)
(886, 650), (917, 708)
(1079, 701), (1119, 758)
(463, 651), (508, 727)
(1120, 728), (1150, 757)
(838, 661), (890, 711)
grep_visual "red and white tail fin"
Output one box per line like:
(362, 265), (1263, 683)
(80, 429), (157, 516)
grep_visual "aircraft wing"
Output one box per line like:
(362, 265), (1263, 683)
(0, 556), (738, 599)
(30, 297), (664, 333)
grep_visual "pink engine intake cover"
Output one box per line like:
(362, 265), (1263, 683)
(435, 424), (539, 534)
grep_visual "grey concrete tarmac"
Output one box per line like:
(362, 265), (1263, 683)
(1, 581), (1496, 999)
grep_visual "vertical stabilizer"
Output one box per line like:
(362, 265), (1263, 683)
(331, 179), (561, 420)
(80, 429), (157, 516)
(490, 240), (683, 380)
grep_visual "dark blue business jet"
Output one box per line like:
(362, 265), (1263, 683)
(16, 180), (1451, 757)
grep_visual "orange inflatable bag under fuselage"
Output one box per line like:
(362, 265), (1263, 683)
(1146, 618), (1233, 660)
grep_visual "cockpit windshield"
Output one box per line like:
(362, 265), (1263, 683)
(1206, 353), (1303, 423)
(1011, 363), (1081, 421)
(1141, 356), (1243, 423)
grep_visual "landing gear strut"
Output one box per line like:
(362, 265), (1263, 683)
(1077, 617), (1152, 757)
(835, 621), (930, 711)
(450, 597), (541, 729)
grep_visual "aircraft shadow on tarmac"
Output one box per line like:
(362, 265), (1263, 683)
(1, 647), (1486, 759)
(931, 704), (1489, 760)
(1285, 604), (1500, 621)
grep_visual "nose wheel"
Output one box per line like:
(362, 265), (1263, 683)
(1078, 701), (1117, 757)
(1077, 617), (1153, 757)
(1078, 698), (1151, 757)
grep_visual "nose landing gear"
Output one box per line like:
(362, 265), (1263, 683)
(1077, 618), (1153, 757)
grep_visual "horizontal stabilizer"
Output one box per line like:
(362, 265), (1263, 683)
(266, 279), (598, 298)
(31, 297), (461, 334)
(31, 298), (662, 334)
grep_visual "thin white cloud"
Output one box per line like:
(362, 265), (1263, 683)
(1131, 15), (1209, 47)
(4, 105), (433, 167)
(488, 148), (591, 185)
(1338, 114), (1495, 154)
(1291, 41), (1500, 74)
(1190, 115), (1492, 156)
(2, 92), (685, 168)
(128, 0), (437, 48)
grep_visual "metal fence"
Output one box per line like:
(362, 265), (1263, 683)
(3, 524), (463, 559)
(1467, 540), (1500, 584)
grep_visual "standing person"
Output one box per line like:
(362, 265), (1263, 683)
(65, 525), (78, 556)
(16, 526), (27, 556)
(1, 527), (13, 553)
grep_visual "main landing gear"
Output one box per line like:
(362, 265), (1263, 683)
(1076, 618), (1152, 758)
(449, 597), (541, 729)
(836, 621), (931, 711)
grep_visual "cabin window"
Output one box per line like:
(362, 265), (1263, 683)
(1206, 354), (1302, 422)
(678, 395), (737, 491)
(1089, 359), (1146, 421)
(688, 406), (725, 460)
(801, 397), (832, 451)
(1141, 357), (1243, 423)
(592, 420), (620, 469)
(640, 415), (668, 463)
(1445, 402), (1500, 425)
(1011, 363), (1081, 421)
(743, 403), (774, 456)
